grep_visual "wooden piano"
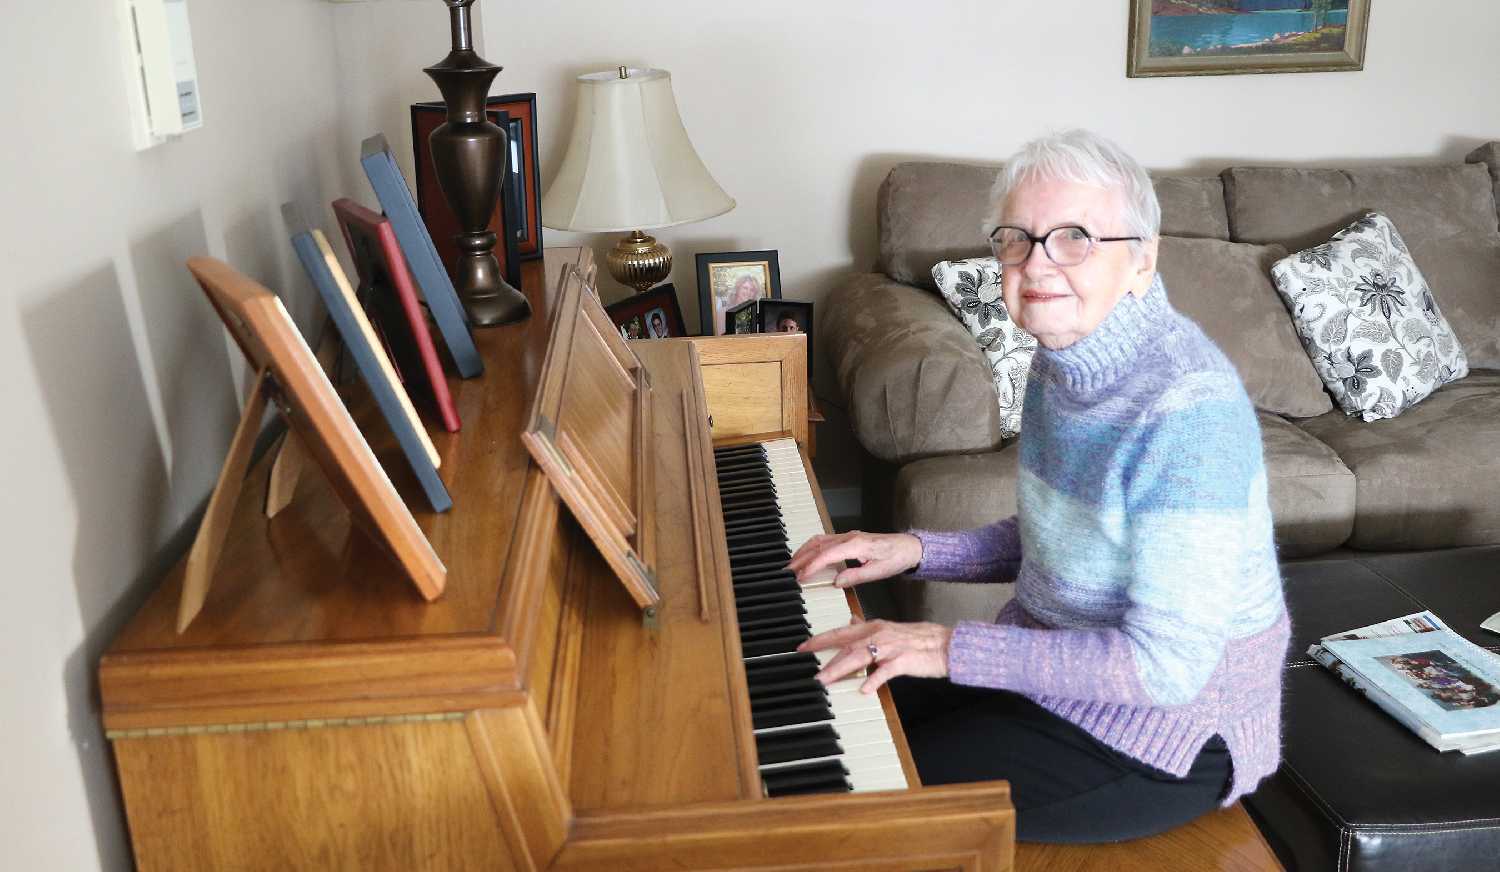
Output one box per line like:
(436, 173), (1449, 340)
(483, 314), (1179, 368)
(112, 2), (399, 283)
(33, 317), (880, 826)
(99, 248), (1015, 871)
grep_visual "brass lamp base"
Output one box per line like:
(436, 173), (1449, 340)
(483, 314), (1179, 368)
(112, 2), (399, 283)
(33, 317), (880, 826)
(607, 230), (672, 294)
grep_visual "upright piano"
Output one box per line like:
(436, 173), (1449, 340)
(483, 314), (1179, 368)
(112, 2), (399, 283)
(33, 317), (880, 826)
(99, 248), (1015, 870)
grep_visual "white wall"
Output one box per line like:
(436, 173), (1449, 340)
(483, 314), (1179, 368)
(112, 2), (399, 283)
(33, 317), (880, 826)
(482, 0), (1497, 385)
(2, 1), (1496, 868)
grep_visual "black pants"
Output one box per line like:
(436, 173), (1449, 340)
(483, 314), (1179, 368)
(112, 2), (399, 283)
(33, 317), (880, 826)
(891, 676), (1231, 844)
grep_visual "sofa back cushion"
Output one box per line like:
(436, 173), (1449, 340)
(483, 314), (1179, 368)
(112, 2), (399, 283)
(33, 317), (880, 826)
(1223, 165), (1499, 252)
(877, 161), (1231, 291)
(1226, 164), (1500, 369)
(1157, 237), (1332, 418)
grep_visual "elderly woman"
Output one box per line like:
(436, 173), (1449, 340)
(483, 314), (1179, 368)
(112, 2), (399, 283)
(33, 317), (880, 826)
(788, 129), (1289, 844)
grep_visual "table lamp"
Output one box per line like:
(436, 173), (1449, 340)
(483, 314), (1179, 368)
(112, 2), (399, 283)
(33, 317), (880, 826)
(542, 67), (735, 294)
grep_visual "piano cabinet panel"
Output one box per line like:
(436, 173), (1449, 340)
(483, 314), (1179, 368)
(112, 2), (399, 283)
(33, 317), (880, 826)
(112, 715), (523, 871)
(551, 785), (1016, 872)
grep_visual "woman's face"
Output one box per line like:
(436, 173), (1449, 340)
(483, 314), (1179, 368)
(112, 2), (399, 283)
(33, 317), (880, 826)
(998, 177), (1157, 350)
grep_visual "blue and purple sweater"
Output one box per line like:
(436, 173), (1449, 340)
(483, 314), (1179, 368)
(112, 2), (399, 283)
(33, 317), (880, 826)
(912, 276), (1290, 806)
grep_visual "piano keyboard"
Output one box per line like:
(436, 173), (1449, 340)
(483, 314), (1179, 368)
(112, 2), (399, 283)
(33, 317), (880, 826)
(713, 438), (909, 798)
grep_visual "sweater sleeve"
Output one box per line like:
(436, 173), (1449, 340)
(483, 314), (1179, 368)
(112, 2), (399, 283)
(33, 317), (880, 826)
(947, 380), (1261, 707)
(906, 516), (1022, 584)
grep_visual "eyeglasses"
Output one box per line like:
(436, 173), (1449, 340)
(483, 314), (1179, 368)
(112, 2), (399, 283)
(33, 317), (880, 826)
(988, 225), (1142, 267)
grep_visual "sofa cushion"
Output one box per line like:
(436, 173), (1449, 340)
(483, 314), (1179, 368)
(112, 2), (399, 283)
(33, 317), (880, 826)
(1223, 163), (1500, 254)
(823, 272), (1003, 462)
(1407, 234), (1500, 370)
(1256, 411), (1354, 557)
(931, 256), (1036, 437)
(1297, 369), (1500, 550)
(891, 450), (1020, 626)
(878, 162), (1230, 291)
(1271, 213), (1470, 422)
(1157, 237), (1331, 417)
(1466, 141), (1500, 221)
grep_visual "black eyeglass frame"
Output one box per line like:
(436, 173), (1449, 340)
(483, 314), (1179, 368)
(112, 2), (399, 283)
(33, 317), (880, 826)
(987, 224), (1142, 267)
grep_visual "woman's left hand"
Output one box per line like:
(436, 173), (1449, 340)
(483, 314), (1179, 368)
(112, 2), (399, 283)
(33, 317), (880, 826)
(797, 619), (953, 694)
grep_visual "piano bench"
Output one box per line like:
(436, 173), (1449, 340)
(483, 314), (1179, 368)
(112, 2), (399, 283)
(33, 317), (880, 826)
(1014, 802), (1281, 870)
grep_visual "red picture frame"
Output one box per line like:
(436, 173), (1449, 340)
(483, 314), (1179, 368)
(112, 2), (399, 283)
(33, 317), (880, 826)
(332, 197), (461, 432)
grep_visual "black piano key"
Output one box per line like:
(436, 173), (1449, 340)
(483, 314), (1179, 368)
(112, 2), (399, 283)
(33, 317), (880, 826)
(745, 654), (820, 680)
(733, 589), (804, 609)
(718, 468), (771, 484)
(769, 778), (852, 798)
(748, 675), (825, 700)
(719, 478), (776, 495)
(730, 548), (791, 568)
(742, 632), (810, 659)
(727, 532), (788, 553)
(730, 568), (796, 585)
(739, 613), (811, 633)
(723, 497), (781, 515)
(740, 620), (812, 643)
(752, 701), (833, 731)
(731, 559), (795, 578)
(737, 601), (805, 623)
(762, 760), (849, 794)
(714, 443), (765, 457)
(732, 581), (801, 601)
(756, 725), (843, 765)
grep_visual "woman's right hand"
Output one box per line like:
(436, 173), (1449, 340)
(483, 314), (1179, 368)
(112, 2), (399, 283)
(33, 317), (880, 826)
(786, 531), (923, 588)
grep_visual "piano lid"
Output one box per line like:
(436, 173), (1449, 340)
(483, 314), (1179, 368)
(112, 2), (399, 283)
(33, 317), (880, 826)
(521, 261), (660, 611)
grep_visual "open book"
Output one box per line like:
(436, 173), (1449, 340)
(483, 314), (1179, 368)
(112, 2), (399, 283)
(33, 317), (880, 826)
(1309, 612), (1500, 755)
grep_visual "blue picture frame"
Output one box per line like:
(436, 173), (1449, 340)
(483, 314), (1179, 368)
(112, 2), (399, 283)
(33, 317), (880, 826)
(286, 208), (453, 513)
(360, 134), (483, 378)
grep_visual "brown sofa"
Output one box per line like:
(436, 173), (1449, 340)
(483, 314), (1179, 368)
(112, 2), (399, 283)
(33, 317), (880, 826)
(824, 143), (1500, 625)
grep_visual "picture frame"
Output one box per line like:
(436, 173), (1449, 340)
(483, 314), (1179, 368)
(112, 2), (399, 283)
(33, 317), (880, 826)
(696, 249), (781, 336)
(604, 282), (689, 340)
(410, 104), (523, 291)
(286, 217), (453, 514)
(758, 299), (814, 382)
(724, 298), (759, 335)
(488, 93), (543, 260)
(332, 197), (461, 433)
(1127, 0), (1369, 78)
(360, 133), (483, 378)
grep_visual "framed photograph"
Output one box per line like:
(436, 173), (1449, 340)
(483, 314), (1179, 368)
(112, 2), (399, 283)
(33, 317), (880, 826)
(360, 133), (482, 378)
(1127, 0), (1369, 78)
(488, 93), (543, 259)
(759, 299), (814, 381)
(724, 298), (759, 335)
(604, 282), (688, 341)
(696, 250), (781, 336)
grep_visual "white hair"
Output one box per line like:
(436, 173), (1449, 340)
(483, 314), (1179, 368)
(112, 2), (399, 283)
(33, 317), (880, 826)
(987, 129), (1161, 252)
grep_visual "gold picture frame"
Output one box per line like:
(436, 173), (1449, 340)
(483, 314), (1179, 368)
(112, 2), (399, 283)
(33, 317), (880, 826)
(1127, 0), (1369, 78)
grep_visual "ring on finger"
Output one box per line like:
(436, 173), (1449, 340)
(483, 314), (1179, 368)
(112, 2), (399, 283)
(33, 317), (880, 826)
(867, 642), (880, 661)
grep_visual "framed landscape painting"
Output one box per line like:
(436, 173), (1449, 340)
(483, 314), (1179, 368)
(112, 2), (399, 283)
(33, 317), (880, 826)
(1128, 0), (1369, 78)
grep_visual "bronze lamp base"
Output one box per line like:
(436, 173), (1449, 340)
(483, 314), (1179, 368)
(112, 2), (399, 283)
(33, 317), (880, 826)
(607, 230), (672, 294)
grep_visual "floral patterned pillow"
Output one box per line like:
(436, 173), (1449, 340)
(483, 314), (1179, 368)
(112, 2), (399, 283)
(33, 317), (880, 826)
(1270, 212), (1468, 422)
(931, 256), (1036, 437)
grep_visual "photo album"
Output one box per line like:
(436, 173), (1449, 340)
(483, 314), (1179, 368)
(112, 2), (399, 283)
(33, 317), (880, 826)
(1310, 611), (1500, 754)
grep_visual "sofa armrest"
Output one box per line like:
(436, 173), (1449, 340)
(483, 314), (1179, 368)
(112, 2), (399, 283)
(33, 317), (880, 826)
(822, 272), (1002, 463)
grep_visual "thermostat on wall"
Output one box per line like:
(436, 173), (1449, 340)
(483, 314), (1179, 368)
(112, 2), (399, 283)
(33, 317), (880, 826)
(119, 0), (203, 150)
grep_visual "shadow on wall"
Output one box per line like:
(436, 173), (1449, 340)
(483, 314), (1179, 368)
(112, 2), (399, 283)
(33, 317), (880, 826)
(18, 207), (246, 869)
(20, 264), (172, 871)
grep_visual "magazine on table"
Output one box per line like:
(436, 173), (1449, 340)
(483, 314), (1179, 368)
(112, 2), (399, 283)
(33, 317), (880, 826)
(1309, 611), (1500, 755)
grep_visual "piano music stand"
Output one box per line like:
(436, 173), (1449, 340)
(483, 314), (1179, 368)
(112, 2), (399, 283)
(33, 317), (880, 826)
(177, 257), (447, 633)
(522, 261), (660, 612)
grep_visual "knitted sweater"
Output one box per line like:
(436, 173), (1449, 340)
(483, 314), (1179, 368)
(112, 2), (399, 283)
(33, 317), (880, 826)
(911, 276), (1290, 806)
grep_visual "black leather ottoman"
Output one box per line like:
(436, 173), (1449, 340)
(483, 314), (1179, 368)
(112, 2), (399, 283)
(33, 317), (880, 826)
(1245, 547), (1500, 871)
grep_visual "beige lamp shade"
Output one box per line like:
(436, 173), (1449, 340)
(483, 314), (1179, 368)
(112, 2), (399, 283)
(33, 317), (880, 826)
(541, 68), (735, 233)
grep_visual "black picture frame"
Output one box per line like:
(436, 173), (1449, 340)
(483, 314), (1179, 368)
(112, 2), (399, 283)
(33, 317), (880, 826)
(604, 283), (689, 341)
(759, 299), (814, 381)
(695, 249), (781, 336)
(489, 92), (543, 259)
(724, 299), (759, 335)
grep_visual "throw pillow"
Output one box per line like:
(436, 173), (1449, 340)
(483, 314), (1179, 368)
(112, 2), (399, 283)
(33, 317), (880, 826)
(1270, 212), (1469, 422)
(931, 257), (1036, 437)
(1156, 237), (1331, 418)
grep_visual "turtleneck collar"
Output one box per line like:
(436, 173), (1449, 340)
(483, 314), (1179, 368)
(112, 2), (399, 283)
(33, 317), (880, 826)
(1034, 274), (1173, 394)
